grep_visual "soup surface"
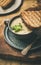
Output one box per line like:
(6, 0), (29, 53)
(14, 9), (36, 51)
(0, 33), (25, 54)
(11, 17), (32, 34)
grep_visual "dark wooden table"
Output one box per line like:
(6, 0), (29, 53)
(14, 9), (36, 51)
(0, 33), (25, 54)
(0, 0), (41, 65)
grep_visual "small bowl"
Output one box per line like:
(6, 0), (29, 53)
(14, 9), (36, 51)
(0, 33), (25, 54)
(4, 15), (33, 40)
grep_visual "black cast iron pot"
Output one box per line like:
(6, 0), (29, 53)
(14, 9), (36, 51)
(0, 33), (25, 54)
(4, 15), (36, 40)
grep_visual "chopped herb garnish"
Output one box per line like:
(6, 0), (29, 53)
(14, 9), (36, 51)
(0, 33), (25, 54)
(11, 23), (22, 32)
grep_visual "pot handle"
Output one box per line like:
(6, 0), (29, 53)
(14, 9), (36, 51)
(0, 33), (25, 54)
(4, 19), (10, 26)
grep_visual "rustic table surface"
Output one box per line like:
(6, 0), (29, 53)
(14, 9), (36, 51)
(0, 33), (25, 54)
(0, 0), (41, 65)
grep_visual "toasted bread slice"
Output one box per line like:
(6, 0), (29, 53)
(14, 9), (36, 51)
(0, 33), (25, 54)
(21, 10), (41, 29)
(0, 0), (12, 7)
(0, 0), (15, 10)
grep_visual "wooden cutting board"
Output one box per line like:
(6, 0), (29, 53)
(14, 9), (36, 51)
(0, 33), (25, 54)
(0, 0), (41, 61)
